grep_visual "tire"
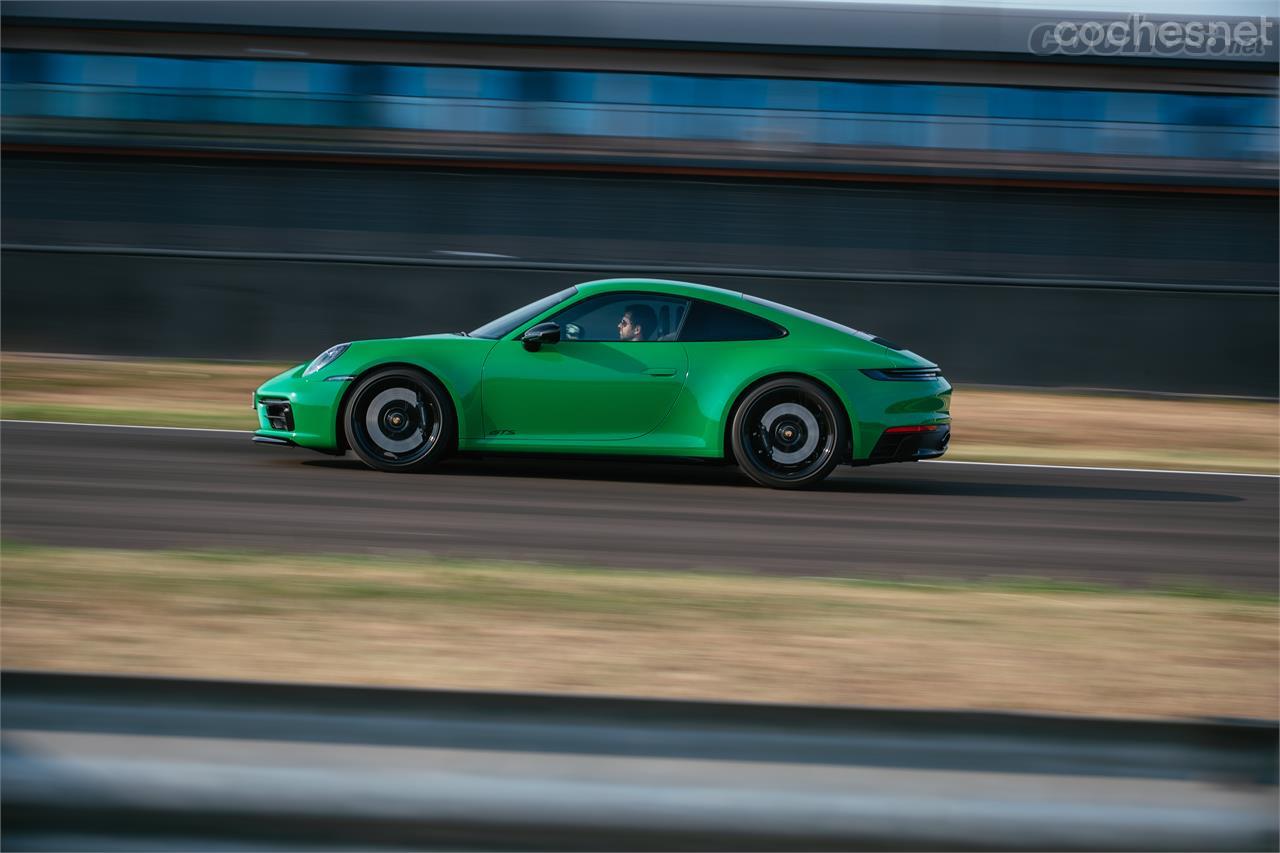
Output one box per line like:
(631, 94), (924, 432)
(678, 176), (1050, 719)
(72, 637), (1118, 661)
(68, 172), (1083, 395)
(343, 367), (455, 473)
(729, 377), (847, 489)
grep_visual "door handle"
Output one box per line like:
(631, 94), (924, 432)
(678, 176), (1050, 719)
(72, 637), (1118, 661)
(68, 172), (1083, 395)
(645, 368), (678, 377)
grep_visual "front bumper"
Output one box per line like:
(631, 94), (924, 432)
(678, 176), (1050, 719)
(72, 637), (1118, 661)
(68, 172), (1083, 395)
(252, 364), (348, 452)
(252, 435), (296, 447)
(857, 424), (951, 466)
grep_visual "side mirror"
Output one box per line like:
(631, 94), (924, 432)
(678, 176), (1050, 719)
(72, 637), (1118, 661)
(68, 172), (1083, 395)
(521, 322), (561, 352)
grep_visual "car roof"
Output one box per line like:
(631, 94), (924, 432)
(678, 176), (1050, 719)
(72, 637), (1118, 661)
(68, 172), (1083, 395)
(575, 278), (744, 303)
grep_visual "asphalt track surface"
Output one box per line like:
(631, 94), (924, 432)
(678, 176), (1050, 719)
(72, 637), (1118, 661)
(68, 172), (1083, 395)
(2, 421), (1276, 592)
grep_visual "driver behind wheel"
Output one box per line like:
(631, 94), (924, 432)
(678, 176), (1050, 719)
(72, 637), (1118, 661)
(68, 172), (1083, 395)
(617, 304), (657, 342)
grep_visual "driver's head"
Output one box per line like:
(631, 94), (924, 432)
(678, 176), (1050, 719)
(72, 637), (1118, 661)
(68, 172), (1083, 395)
(618, 304), (657, 342)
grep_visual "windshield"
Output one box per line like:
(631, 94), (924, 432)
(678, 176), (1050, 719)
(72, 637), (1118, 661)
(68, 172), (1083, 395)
(469, 287), (577, 339)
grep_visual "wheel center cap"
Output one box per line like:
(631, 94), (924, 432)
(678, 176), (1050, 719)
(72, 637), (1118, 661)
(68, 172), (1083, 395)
(382, 406), (415, 435)
(773, 420), (804, 447)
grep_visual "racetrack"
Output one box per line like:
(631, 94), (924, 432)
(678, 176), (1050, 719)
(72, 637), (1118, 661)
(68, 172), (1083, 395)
(2, 421), (1276, 592)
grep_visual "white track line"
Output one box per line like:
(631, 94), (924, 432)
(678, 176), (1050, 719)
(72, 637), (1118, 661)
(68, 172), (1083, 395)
(924, 459), (1278, 479)
(3, 419), (1276, 479)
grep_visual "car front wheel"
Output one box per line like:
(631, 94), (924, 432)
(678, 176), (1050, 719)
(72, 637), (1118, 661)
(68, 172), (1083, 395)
(730, 378), (846, 489)
(344, 367), (454, 472)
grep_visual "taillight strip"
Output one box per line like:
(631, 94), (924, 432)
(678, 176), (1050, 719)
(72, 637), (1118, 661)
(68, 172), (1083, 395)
(884, 425), (939, 434)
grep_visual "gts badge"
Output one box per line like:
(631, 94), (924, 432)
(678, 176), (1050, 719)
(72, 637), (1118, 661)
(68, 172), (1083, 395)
(487, 429), (516, 436)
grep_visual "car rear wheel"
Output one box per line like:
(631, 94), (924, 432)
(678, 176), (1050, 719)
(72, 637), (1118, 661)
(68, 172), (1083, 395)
(344, 367), (454, 472)
(730, 378), (846, 489)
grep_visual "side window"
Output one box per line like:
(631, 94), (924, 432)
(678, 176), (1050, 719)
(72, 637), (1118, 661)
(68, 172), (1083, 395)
(551, 294), (688, 342)
(679, 300), (786, 342)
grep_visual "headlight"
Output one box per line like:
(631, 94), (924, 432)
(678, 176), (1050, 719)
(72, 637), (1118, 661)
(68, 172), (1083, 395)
(303, 343), (350, 377)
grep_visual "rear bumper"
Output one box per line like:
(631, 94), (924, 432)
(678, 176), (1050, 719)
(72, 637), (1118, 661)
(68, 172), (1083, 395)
(855, 424), (951, 466)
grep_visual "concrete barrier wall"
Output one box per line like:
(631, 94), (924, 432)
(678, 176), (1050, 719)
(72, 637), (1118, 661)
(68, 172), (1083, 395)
(3, 249), (1276, 395)
(5, 156), (1277, 288)
(2, 155), (1275, 395)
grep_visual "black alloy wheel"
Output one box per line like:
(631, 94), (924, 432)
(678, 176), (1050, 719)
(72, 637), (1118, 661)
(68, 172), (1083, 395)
(344, 367), (455, 472)
(730, 378), (846, 489)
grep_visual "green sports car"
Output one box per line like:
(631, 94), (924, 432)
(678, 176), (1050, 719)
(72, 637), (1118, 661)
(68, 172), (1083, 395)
(253, 278), (951, 488)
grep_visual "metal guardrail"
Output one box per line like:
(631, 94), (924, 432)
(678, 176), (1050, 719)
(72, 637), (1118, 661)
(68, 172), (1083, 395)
(3, 242), (1276, 295)
(3, 670), (1277, 851)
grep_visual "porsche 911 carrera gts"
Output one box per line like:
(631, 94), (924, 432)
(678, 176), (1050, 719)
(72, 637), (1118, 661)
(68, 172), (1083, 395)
(253, 278), (950, 488)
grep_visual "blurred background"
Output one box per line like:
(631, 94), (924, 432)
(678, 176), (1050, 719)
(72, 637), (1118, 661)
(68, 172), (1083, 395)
(2, 4), (1277, 847)
(1, 0), (1277, 394)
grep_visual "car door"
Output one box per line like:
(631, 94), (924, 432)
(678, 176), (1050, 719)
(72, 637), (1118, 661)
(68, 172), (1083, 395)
(480, 293), (689, 442)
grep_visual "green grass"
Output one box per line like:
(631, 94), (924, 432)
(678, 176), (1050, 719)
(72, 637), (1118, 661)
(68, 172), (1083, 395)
(4, 542), (1272, 604)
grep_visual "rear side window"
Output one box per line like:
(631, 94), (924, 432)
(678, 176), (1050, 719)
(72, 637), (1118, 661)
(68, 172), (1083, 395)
(679, 300), (786, 342)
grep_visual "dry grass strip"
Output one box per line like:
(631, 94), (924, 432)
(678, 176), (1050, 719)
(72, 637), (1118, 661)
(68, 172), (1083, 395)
(3, 546), (1275, 721)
